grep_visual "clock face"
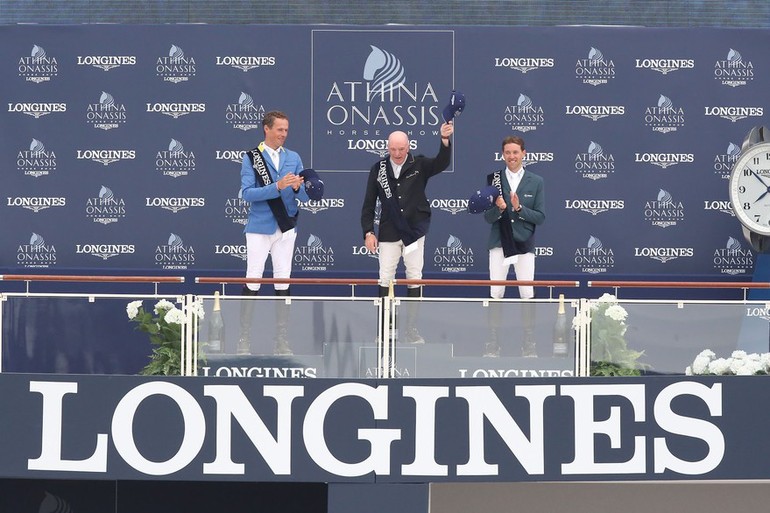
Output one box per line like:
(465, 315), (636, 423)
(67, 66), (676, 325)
(729, 142), (770, 237)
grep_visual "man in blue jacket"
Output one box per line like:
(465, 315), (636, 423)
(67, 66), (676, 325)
(238, 110), (310, 355)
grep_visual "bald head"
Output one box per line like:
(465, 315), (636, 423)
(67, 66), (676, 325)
(388, 131), (409, 165)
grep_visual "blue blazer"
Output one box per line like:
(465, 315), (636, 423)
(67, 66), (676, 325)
(483, 168), (546, 250)
(240, 146), (310, 234)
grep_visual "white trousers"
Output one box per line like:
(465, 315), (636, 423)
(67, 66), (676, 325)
(489, 247), (535, 299)
(378, 236), (425, 288)
(245, 228), (297, 291)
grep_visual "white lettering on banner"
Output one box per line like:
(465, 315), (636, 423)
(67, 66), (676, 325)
(28, 381), (108, 472)
(653, 382), (724, 474)
(303, 383), (401, 477)
(456, 385), (554, 476)
(25, 380), (725, 478)
(203, 385), (304, 475)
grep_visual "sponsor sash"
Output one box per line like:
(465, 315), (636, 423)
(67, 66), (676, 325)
(377, 159), (420, 252)
(490, 170), (532, 262)
(247, 145), (297, 233)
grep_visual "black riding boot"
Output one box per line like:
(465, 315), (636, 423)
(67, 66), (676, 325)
(404, 286), (425, 344)
(238, 286), (258, 355)
(274, 287), (293, 356)
(484, 299), (502, 357)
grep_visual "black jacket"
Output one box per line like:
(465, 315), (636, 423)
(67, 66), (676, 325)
(361, 141), (451, 242)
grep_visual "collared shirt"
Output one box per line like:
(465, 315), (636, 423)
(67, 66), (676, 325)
(506, 166), (525, 193)
(390, 159), (403, 179)
(264, 144), (282, 169)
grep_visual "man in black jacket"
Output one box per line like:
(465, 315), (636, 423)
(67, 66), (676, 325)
(360, 122), (454, 343)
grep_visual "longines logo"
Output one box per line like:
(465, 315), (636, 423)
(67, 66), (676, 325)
(703, 200), (734, 216)
(634, 247), (694, 263)
(564, 199), (624, 216)
(216, 149), (247, 164)
(224, 196), (249, 225)
(75, 243), (135, 260)
(295, 234), (335, 271)
(156, 44), (196, 83)
(564, 105), (624, 121)
(215, 55), (276, 71)
(433, 235), (474, 273)
(493, 56), (555, 73)
(574, 47), (615, 86)
(713, 237), (753, 275)
(574, 235), (614, 274)
(347, 138), (416, 158)
(213, 243), (247, 261)
(352, 244), (379, 259)
(745, 306), (770, 322)
(77, 54), (137, 71)
(495, 151), (554, 167)
(634, 57), (695, 75)
(146, 197), (205, 213)
(86, 91), (127, 130)
(714, 142), (741, 180)
(17, 138), (56, 177)
(574, 141), (615, 180)
(155, 233), (195, 269)
(504, 93), (545, 132)
(704, 105), (763, 123)
(644, 95), (684, 133)
(430, 198), (467, 215)
(146, 102), (206, 119)
(17, 232), (56, 268)
(535, 246), (553, 257)
(297, 198), (345, 214)
(76, 149), (136, 166)
(634, 152), (694, 169)
(200, 366), (316, 378)
(18, 45), (58, 83)
(7, 196), (65, 212)
(156, 139), (196, 178)
(225, 92), (265, 131)
(644, 189), (684, 228)
(714, 48), (753, 87)
(85, 186), (126, 225)
(8, 102), (67, 118)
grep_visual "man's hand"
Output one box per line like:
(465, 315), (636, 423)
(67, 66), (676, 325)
(277, 173), (303, 191)
(365, 232), (378, 254)
(511, 191), (521, 211)
(440, 121), (454, 145)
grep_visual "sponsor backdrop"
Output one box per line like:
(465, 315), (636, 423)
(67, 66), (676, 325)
(1, 24), (767, 281)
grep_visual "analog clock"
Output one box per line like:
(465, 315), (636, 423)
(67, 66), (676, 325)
(729, 126), (770, 252)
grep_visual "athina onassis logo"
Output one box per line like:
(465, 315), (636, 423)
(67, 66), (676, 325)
(17, 232), (56, 268)
(156, 44), (196, 83)
(18, 44), (58, 83)
(294, 234), (335, 271)
(225, 92), (265, 131)
(155, 233), (195, 270)
(17, 138), (56, 177)
(86, 91), (127, 130)
(433, 234), (474, 273)
(311, 30), (453, 172)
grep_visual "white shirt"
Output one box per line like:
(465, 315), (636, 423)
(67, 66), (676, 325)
(265, 146), (281, 169)
(390, 160), (403, 179)
(506, 166), (524, 193)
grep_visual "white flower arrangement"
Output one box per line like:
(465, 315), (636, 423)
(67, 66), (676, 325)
(127, 298), (203, 375)
(686, 349), (770, 376)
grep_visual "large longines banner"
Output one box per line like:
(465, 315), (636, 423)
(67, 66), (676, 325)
(1, 373), (768, 482)
(1, 25), (768, 279)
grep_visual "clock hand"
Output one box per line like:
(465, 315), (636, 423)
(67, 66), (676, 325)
(755, 189), (770, 203)
(750, 169), (770, 188)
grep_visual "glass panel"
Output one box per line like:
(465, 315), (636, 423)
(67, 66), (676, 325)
(1, 295), (179, 375)
(390, 298), (576, 378)
(197, 297), (379, 379)
(590, 300), (770, 376)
